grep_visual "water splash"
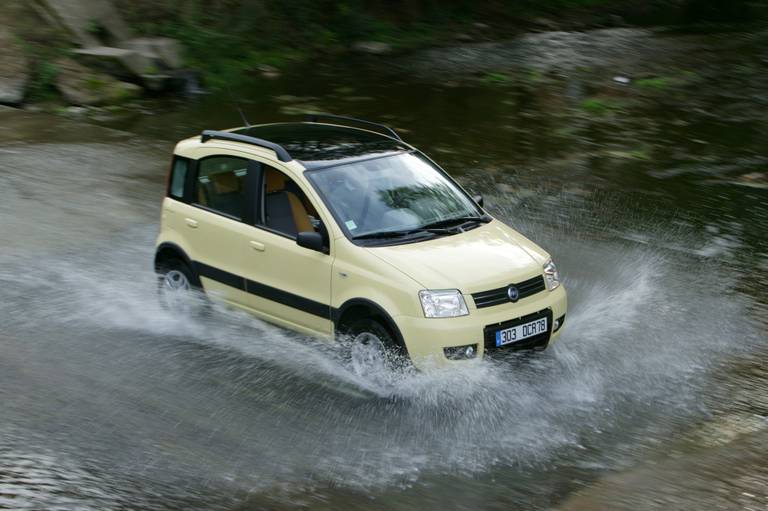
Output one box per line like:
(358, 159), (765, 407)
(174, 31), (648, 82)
(0, 202), (757, 506)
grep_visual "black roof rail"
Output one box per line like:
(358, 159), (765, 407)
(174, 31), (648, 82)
(305, 113), (402, 141)
(200, 130), (292, 162)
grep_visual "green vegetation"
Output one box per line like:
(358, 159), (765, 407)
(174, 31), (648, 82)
(484, 72), (511, 85)
(111, 0), (767, 90)
(635, 70), (704, 92)
(85, 76), (106, 92)
(134, 4), (464, 89)
(8, 0), (767, 98)
(5, 0), (72, 103)
(636, 77), (672, 90)
(26, 61), (59, 102)
(580, 97), (623, 115)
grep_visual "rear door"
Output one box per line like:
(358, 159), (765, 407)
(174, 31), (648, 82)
(167, 151), (261, 308)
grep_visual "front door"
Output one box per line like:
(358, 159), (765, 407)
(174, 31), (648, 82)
(241, 165), (334, 337)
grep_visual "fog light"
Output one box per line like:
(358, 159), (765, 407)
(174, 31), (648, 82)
(444, 344), (478, 360)
(553, 314), (566, 333)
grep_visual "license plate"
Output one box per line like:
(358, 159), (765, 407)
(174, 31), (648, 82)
(495, 317), (548, 347)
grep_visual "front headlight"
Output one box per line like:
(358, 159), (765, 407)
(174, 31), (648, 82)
(419, 289), (469, 318)
(543, 259), (560, 291)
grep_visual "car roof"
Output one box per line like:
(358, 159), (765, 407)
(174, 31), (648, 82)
(231, 122), (411, 169)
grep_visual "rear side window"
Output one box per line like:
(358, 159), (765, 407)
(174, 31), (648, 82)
(196, 156), (249, 219)
(168, 157), (189, 200)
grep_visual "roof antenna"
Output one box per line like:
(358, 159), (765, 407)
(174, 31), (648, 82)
(225, 85), (251, 127)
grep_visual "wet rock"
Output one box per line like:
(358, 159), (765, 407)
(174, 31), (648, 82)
(257, 64), (281, 79)
(40, 0), (132, 47)
(72, 38), (184, 89)
(176, 70), (205, 96)
(609, 14), (627, 27)
(739, 171), (766, 182)
(733, 171), (768, 188)
(351, 41), (393, 55)
(531, 18), (560, 31)
(122, 37), (183, 70)
(64, 106), (88, 117)
(0, 28), (30, 105)
(279, 103), (322, 116)
(72, 46), (155, 81)
(398, 28), (670, 81)
(140, 73), (173, 92)
(54, 58), (141, 106)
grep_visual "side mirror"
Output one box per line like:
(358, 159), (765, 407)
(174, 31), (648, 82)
(473, 194), (484, 208)
(296, 231), (325, 252)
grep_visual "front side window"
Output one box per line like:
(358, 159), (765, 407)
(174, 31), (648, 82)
(196, 156), (249, 219)
(306, 152), (480, 239)
(260, 166), (321, 238)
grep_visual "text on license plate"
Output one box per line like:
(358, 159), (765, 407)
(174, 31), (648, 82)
(495, 317), (548, 347)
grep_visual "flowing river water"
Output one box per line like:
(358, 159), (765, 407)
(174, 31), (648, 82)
(1, 28), (767, 510)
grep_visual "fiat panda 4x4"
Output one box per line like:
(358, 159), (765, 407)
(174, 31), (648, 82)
(155, 114), (567, 372)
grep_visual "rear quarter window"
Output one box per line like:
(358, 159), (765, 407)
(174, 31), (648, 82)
(169, 157), (190, 200)
(195, 155), (250, 220)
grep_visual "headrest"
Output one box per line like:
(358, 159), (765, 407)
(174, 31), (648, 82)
(265, 170), (286, 193)
(212, 172), (240, 194)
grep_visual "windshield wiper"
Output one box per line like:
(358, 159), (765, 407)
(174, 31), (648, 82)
(419, 214), (492, 230)
(352, 216), (490, 241)
(352, 226), (454, 240)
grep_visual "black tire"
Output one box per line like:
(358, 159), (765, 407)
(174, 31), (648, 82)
(156, 258), (207, 313)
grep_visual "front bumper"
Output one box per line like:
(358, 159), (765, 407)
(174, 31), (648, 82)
(396, 285), (567, 369)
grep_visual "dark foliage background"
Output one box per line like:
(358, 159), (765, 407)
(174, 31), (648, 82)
(107, 0), (767, 88)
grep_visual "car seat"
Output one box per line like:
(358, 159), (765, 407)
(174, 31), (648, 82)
(264, 170), (314, 236)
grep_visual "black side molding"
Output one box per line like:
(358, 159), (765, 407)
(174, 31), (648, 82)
(305, 113), (402, 141)
(192, 261), (332, 320)
(200, 130), (293, 162)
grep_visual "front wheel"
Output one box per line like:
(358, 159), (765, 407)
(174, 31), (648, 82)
(344, 318), (407, 378)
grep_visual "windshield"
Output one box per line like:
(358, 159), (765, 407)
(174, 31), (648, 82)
(306, 152), (482, 239)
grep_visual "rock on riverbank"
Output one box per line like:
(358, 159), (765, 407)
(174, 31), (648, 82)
(0, 27), (30, 105)
(54, 57), (141, 106)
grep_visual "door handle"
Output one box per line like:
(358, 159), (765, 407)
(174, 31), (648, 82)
(185, 218), (199, 228)
(249, 240), (265, 252)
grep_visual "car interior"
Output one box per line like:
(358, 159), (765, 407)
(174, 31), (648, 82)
(196, 156), (248, 218)
(263, 167), (318, 237)
(195, 157), (318, 237)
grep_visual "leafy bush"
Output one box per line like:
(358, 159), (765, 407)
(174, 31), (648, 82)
(26, 61), (59, 101)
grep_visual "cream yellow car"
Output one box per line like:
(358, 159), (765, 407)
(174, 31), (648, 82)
(155, 114), (567, 372)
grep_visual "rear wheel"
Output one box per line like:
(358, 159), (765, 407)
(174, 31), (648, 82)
(156, 259), (206, 314)
(345, 318), (405, 377)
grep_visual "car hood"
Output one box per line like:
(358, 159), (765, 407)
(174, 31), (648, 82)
(365, 220), (550, 293)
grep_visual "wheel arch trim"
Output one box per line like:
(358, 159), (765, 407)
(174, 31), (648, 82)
(333, 298), (406, 348)
(154, 242), (195, 273)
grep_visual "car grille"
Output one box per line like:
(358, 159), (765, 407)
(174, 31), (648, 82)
(483, 308), (553, 352)
(471, 275), (546, 309)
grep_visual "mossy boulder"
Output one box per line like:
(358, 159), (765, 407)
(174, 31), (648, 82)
(54, 57), (140, 106)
